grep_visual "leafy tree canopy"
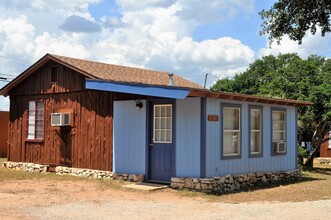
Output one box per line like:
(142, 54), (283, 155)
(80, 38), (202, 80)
(211, 54), (331, 146)
(260, 0), (331, 44)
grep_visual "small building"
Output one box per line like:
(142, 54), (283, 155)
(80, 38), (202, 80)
(0, 111), (9, 157)
(0, 54), (310, 182)
(320, 133), (331, 158)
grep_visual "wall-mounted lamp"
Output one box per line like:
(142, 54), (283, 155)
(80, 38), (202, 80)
(135, 100), (143, 111)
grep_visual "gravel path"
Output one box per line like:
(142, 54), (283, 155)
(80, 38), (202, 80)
(2, 192), (330, 220)
(1, 179), (330, 220)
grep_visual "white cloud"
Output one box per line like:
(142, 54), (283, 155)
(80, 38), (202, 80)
(0, 0), (257, 109)
(258, 31), (331, 58)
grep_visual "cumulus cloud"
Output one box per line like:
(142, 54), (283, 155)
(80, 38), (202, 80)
(60, 15), (101, 33)
(258, 30), (331, 58)
(0, 0), (258, 110)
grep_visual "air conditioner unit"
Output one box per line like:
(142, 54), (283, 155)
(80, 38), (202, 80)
(51, 113), (70, 126)
(273, 141), (286, 153)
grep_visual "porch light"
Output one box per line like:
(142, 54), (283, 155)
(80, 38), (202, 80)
(135, 100), (143, 111)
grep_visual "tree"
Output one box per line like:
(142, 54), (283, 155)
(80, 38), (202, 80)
(260, 0), (331, 44)
(211, 54), (331, 167)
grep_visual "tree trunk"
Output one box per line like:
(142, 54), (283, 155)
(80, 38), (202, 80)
(304, 147), (319, 167)
(303, 120), (330, 168)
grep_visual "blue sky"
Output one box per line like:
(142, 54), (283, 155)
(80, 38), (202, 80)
(0, 0), (330, 110)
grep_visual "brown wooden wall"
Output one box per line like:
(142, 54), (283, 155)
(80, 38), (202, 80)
(7, 61), (143, 171)
(0, 111), (9, 157)
(320, 138), (331, 158)
(9, 60), (85, 96)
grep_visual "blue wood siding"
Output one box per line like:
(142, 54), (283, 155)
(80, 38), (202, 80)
(206, 98), (297, 177)
(113, 100), (147, 174)
(176, 97), (201, 177)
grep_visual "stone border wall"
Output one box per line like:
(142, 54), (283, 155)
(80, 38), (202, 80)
(316, 158), (331, 165)
(2, 161), (49, 173)
(2, 162), (144, 182)
(171, 170), (301, 192)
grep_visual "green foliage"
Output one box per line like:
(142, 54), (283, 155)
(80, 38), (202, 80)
(297, 146), (306, 157)
(211, 53), (331, 142)
(260, 0), (331, 44)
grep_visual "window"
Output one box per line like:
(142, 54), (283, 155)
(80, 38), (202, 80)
(27, 100), (44, 140)
(250, 107), (262, 156)
(328, 131), (331, 149)
(51, 66), (58, 83)
(153, 104), (172, 143)
(222, 105), (241, 157)
(272, 110), (286, 154)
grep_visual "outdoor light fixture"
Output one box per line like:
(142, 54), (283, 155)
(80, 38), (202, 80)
(135, 100), (143, 111)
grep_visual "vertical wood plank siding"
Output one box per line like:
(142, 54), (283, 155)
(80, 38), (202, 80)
(320, 137), (331, 157)
(0, 111), (9, 157)
(175, 98), (201, 177)
(7, 60), (142, 171)
(113, 100), (147, 174)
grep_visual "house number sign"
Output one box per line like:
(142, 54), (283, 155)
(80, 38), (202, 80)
(207, 115), (219, 122)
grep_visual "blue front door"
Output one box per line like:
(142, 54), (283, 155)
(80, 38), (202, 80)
(149, 102), (175, 182)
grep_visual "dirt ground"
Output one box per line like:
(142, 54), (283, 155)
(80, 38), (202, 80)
(1, 163), (331, 219)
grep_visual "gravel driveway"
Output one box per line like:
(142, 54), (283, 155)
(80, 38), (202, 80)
(14, 198), (331, 220)
(1, 179), (330, 220)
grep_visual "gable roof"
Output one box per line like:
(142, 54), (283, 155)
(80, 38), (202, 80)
(0, 53), (312, 107)
(0, 53), (202, 96)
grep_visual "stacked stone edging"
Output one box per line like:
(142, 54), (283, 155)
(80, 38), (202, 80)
(170, 170), (302, 192)
(316, 158), (331, 165)
(2, 161), (49, 173)
(2, 161), (144, 182)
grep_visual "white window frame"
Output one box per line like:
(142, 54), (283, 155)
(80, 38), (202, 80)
(249, 106), (263, 157)
(153, 104), (172, 143)
(271, 109), (286, 155)
(221, 104), (241, 158)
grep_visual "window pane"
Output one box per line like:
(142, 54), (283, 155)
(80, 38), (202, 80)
(223, 131), (239, 154)
(29, 101), (35, 110)
(273, 131), (285, 141)
(250, 109), (261, 130)
(155, 106), (160, 117)
(36, 111), (43, 120)
(166, 118), (172, 130)
(36, 121), (43, 130)
(273, 111), (285, 121)
(28, 111), (35, 122)
(161, 106), (166, 117)
(223, 108), (240, 130)
(161, 118), (165, 129)
(161, 130), (166, 142)
(36, 130), (43, 139)
(166, 130), (172, 142)
(27, 129), (35, 139)
(155, 118), (161, 129)
(154, 130), (160, 142)
(36, 101), (43, 110)
(251, 131), (261, 153)
(166, 106), (171, 117)
(153, 104), (172, 143)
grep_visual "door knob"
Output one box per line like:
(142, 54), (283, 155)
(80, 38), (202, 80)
(149, 143), (154, 147)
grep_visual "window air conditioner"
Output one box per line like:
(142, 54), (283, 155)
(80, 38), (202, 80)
(273, 141), (286, 153)
(51, 113), (71, 126)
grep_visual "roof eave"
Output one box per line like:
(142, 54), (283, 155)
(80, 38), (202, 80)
(188, 89), (312, 107)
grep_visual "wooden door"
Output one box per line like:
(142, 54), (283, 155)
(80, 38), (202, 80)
(149, 102), (175, 182)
